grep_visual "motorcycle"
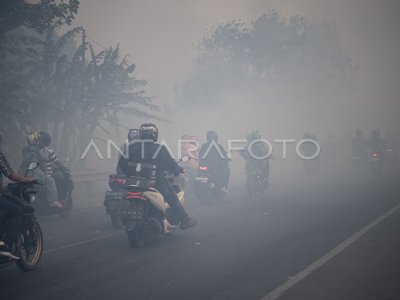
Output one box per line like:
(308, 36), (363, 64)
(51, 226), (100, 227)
(352, 155), (368, 174)
(0, 163), (43, 271)
(31, 166), (74, 217)
(104, 174), (125, 228)
(303, 156), (322, 177)
(180, 157), (198, 198)
(119, 157), (189, 247)
(384, 147), (398, 170)
(245, 168), (268, 200)
(193, 164), (227, 204)
(369, 152), (384, 176)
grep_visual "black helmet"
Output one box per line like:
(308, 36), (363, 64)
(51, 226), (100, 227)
(356, 129), (363, 136)
(206, 130), (218, 143)
(27, 132), (39, 145)
(372, 129), (380, 138)
(127, 128), (139, 142)
(246, 130), (261, 142)
(38, 131), (51, 146)
(139, 123), (158, 142)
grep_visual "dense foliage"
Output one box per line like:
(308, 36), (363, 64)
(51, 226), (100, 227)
(179, 12), (355, 107)
(0, 0), (158, 168)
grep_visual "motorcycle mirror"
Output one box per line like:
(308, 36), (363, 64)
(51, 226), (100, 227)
(27, 162), (39, 171)
(25, 162), (40, 176)
(181, 155), (190, 162)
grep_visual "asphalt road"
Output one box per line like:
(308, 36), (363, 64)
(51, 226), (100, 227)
(1, 174), (400, 300)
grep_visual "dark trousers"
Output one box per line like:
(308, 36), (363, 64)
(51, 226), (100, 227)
(157, 183), (188, 222)
(209, 165), (230, 188)
(0, 195), (23, 246)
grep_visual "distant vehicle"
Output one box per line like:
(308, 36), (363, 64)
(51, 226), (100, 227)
(104, 174), (125, 228)
(245, 166), (269, 200)
(303, 158), (322, 177)
(193, 164), (227, 204)
(369, 152), (384, 176)
(352, 155), (368, 174)
(301, 133), (322, 177)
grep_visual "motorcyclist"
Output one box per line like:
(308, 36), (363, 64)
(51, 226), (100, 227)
(20, 132), (62, 208)
(198, 131), (230, 192)
(240, 131), (270, 184)
(37, 131), (68, 174)
(323, 134), (337, 170)
(117, 128), (139, 175)
(301, 132), (321, 157)
(300, 132), (322, 175)
(384, 130), (398, 166)
(180, 134), (199, 179)
(117, 123), (197, 230)
(0, 131), (36, 259)
(368, 129), (386, 159)
(352, 129), (368, 173)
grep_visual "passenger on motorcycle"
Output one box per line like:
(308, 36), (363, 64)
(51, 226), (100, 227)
(0, 131), (36, 259)
(180, 134), (199, 178)
(117, 128), (139, 175)
(20, 132), (63, 208)
(117, 123), (197, 230)
(198, 131), (230, 193)
(368, 130), (386, 159)
(240, 131), (270, 184)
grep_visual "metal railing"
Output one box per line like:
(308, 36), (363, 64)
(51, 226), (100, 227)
(71, 170), (110, 183)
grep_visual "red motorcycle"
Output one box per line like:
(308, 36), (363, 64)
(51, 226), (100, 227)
(369, 152), (384, 176)
(104, 174), (126, 228)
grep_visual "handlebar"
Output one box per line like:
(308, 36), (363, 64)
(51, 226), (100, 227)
(6, 181), (42, 190)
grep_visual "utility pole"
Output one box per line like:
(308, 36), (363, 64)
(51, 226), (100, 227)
(82, 29), (86, 66)
(79, 28), (87, 173)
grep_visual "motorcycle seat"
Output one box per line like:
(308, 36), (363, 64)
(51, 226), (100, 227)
(125, 185), (159, 193)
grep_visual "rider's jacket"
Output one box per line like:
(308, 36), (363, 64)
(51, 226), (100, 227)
(352, 136), (368, 158)
(118, 141), (182, 187)
(198, 142), (229, 169)
(20, 145), (57, 176)
(0, 151), (13, 189)
(180, 141), (198, 172)
(240, 141), (269, 173)
(368, 137), (385, 155)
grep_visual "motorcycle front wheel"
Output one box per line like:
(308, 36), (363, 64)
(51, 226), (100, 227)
(16, 219), (43, 271)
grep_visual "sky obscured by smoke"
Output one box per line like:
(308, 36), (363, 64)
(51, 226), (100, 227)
(74, 0), (400, 179)
(75, 0), (400, 108)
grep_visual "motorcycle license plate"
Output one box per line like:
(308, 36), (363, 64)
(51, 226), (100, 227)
(195, 176), (208, 182)
(121, 208), (144, 220)
(370, 157), (380, 162)
(105, 191), (125, 199)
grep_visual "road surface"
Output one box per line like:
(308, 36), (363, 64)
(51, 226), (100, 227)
(1, 175), (399, 300)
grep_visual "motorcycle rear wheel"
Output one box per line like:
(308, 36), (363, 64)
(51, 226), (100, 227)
(127, 225), (147, 248)
(60, 193), (73, 218)
(16, 220), (43, 271)
(110, 210), (123, 229)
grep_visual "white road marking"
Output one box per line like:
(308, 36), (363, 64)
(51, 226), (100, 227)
(44, 232), (123, 254)
(42, 197), (255, 254)
(261, 202), (400, 300)
(43, 209), (207, 254)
